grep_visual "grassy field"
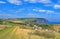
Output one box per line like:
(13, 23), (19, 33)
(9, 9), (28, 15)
(0, 25), (60, 39)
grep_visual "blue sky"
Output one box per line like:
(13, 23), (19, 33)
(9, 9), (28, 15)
(0, 0), (60, 22)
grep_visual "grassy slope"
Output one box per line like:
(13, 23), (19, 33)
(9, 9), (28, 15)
(0, 26), (16, 39)
(0, 25), (60, 39)
(0, 26), (44, 39)
(18, 18), (36, 23)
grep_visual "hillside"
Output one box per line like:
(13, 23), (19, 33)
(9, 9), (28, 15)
(0, 18), (48, 24)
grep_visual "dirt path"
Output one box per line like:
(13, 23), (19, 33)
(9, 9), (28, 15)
(0, 26), (17, 39)
(7, 26), (32, 39)
(0, 26), (15, 39)
(0, 26), (41, 39)
(4, 26), (18, 39)
(14, 26), (34, 39)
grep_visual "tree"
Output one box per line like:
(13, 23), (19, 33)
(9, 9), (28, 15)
(0, 20), (3, 24)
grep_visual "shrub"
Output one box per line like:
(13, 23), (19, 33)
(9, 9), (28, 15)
(33, 30), (55, 39)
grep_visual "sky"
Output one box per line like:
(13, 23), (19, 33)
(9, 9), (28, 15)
(0, 0), (60, 22)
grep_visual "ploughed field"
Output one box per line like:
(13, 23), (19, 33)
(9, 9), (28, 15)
(0, 25), (60, 39)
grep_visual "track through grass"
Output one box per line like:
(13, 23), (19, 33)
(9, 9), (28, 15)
(0, 26), (60, 39)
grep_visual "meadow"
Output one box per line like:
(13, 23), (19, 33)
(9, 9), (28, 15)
(0, 18), (60, 39)
(0, 24), (60, 39)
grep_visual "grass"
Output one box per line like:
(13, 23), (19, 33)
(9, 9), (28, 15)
(0, 25), (60, 39)
(0, 26), (16, 39)
(55, 32), (60, 39)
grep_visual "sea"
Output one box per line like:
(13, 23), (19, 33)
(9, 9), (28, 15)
(47, 22), (60, 24)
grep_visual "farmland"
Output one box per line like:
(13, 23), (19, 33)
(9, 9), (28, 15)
(0, 18), (60, 39)
(0, 24), (60, 39)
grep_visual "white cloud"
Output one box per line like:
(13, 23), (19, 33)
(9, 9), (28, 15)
(28, 13), (35, 16)
(27, 13), (38, 17)
(29, 0), (37, 3)
(15, 8), (25, 13)
(0, 1), (6, 4)
(7, 0), (52, 5)
(46, 10), (54, 14)
(39, 10), (46, 12)
(38, 0), (51, 4)
(54, 4), (60, 9)
(24, 0), (51, 4)
(7, 0), (22, 5)
(33, 9), (54, 14)
(53, 0), (60, 9)
(24, 0), (36, 3)
(0, 13), (12, 16)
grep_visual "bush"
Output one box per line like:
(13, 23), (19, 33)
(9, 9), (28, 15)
(33, 30), (55, 39)
(30, 24), (34, 27)
(0, 20), (3, 24)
